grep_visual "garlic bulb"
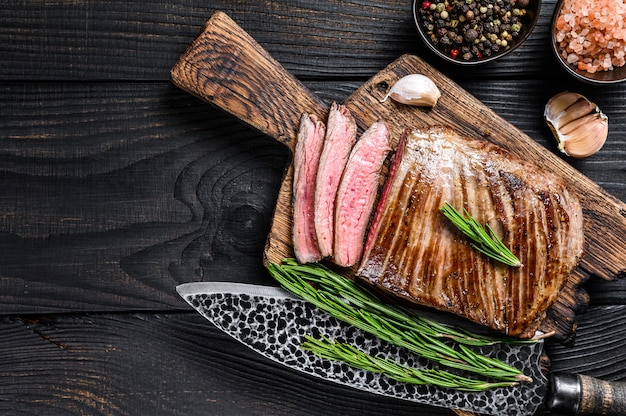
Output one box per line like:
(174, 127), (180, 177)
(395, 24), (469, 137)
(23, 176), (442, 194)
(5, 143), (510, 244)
(544, 91), (608, 159)
(380, 74), (441, 107)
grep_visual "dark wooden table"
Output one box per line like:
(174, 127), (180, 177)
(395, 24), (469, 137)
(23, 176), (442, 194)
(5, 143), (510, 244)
(1, 1), (624, 415)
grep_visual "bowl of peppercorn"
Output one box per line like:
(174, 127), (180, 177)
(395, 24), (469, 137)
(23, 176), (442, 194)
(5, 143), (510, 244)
(413, 0), (541, 65)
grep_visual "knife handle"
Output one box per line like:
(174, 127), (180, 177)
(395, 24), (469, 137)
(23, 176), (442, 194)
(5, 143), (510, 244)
(170, 10), (327, 151)
(547, 373), (626, 415)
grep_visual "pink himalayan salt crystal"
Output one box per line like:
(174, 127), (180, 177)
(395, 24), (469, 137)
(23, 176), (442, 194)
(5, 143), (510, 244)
(554, 0), (626, 73)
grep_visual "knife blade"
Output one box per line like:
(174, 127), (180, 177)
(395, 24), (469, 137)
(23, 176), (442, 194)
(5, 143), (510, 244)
(176, 282), (626, 416)
(176, 281), (546, 415)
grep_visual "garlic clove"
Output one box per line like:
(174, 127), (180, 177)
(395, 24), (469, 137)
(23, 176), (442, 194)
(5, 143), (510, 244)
(544, 91), (608, 159)
(380, 74), (441, 107)
(553, 99), (596, 130)
(558, 113), (609, 158)
(544, 91), (581, 124)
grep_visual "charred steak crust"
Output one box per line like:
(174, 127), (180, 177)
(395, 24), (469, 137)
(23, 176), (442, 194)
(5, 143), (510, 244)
(357, 126), (584, 338)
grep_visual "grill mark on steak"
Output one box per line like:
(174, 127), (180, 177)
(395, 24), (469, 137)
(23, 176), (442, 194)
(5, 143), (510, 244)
(292, 113), (326, 264)
(333, 120), (391, 267)
(358, 127), (584, 338)
(314, 102), (357, 258)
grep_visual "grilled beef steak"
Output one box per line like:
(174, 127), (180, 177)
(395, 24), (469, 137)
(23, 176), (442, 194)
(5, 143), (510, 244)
(292, 113), (326, 264)
(358, 127), (584, 338)
(314, 102), (357, 258)
(334, 120), (391, 267)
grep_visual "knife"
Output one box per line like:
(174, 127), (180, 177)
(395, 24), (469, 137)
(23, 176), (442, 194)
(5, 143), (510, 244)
(176, 281), (626, 415)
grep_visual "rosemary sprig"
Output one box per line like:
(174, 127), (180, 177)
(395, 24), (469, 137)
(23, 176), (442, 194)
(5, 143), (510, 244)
(439, 202), (522, 267)
(301, 336), (517, 392)
(267, 259), (533, 389)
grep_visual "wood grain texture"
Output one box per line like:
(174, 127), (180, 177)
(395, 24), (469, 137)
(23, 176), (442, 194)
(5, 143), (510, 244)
(0, 0), (588, 81)
(577, 375), (626, 415)
(0, 306), (624, 416)
(0, 313), (459, 416)
(171, 11), (327, 149)
(0, 81), (622, 315)
(0, 0), (625, 414)
(0, 82), (288, 313)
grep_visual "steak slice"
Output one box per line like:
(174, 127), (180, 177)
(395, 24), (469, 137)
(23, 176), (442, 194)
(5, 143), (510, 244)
(314, 102), (357, 258)
(292, 113), (326, 264)
(358, 127), (584, 338)
(334, 120), (391, 267)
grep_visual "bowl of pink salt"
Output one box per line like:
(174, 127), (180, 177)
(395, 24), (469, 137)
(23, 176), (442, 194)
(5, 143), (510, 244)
(551, 0), (626, 84)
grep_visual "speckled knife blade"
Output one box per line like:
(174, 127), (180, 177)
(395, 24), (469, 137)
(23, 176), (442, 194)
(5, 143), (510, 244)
(176, 282), (548, 416)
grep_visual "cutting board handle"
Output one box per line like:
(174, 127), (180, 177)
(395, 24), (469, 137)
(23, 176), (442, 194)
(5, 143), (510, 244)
(171, 11), (327, 151)
(547, 373), (626, 415)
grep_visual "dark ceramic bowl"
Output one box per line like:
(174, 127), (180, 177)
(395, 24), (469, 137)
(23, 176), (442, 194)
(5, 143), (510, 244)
(550, 0), (626, 84)
(413, 0), (541, 65)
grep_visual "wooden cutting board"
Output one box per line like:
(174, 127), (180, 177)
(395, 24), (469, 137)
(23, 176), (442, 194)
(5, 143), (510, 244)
(171, 11), (626, 343)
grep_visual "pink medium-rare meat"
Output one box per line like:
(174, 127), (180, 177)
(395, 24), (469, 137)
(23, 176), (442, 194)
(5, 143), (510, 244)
(333, 120), (391, 267)
(358, 126), (584, 338)
(292, 113), (326, 264)
(314, 102), (357, 258)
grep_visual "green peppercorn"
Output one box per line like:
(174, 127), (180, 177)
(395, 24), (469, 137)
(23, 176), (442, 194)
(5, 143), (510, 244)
(511, 23), (521, 32)
(479, 6), (488, 13)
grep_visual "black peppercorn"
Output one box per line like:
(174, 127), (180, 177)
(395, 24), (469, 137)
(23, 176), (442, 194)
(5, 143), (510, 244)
(418, 0), (530, 61)
(464, 28), (479, 42)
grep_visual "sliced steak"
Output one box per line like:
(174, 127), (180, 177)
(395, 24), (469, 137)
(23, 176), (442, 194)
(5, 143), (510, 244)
(358, 126), (584, 338)
(292, 113), (326, 264)
(314, 102), (357, 258)
(334, 120), (391, 267)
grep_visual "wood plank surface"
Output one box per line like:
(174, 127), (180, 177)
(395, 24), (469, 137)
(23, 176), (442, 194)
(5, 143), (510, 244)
(1, 306), (624, 416)
(1, 0), (625, 415)
(0, 81), (623, 315)
(170, 11), (625, 343)
(0, 0), (571, 81)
